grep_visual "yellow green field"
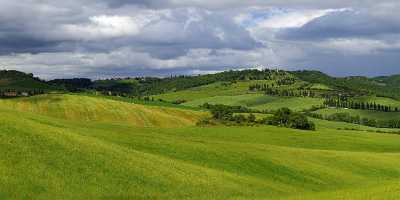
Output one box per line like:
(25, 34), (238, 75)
(2, 94), (400, 199)
(0, 94), (205, 128)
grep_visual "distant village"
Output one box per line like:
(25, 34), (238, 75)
(0, 90), (44, 98)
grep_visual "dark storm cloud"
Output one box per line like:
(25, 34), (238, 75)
(0, 0), (399, 78)
(278, 10), (400, 41)
(101, 0), (169, 8)
(99, 0), (384, 10)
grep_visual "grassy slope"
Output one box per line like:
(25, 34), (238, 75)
(184, 94), (324, 112)
(315, 108), (400, 121)
(0, 94), (205, 128)
(311, 118), (400, 133)
(80, 93), (202, 111)
(153, 80), (271, 102)
(2, 95), (400, 199)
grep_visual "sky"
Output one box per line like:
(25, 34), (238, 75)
(0, 0), (399, 79)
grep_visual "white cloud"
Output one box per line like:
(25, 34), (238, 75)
(259, 9), (334, 29)
(239, 8), (351, 30)
(317, 38), (400, 54)
(61, 14), (157, 40)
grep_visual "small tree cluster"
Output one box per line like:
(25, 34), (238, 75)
(201, 104), (315, 131)
(268, 108), (315, 130)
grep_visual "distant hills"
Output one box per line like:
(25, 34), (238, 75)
(0, 70), (60, 97)
(2, 68), (400, 99)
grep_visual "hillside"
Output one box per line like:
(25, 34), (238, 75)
(292, 70), (400, 99)
(182, 93), (324, 112)
(0, 70), (58, 92)
(0, 94), (205, 127)
(2, 69), (400, 199)
(2, 97), (400, 199)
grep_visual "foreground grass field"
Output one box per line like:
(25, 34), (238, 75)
(2, 94), (400, 199)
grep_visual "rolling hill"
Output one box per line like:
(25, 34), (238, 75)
(2, 95), (400, 199)
(0, 70), (58, 92)
(2, 69), (400, 199)
(0, 94), (205, 127)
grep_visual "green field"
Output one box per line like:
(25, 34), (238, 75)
(153, 80), (271, 102)
(0, 94), (206, 127)
(183, 94), (324, 112)
(315, 108), (400, 121)
(154, 80), (324, 112)
(2, 94), (400, 199)
(309, 83), (333, 90)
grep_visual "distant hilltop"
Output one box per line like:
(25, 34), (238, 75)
(1, 68), (400, 100)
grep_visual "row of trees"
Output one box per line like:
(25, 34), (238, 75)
(249, 83), (318, 98)
(323, 98), (399, 112)
(308, 112), (400, 128)
(276, 78), (296, 86)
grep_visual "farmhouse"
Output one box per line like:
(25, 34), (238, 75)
(3, 91), (18, 97)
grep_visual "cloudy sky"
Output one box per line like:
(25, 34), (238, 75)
(0, 0), (399, 79)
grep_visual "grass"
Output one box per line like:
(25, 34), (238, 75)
(0, 94), (206, 127)
(184, 93), (324, 112)
(250, 97), (324, 111)
(309, 83), (333, 90)
(80, 92), (202, 111)
(2, 94), (400, 199)
(153, 80), (271, 102)
(311, 118), (400, 133)
(315, 108), (400, 121)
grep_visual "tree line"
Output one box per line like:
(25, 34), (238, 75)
(323, 98), (399, 112)
(249, 83), (317, 98)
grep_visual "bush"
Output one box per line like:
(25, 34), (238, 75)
(248, 113), (256, 123)
(172, 99), (187, 104)
(271, 108), (315, 130)
(288, 113), (315, 130)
